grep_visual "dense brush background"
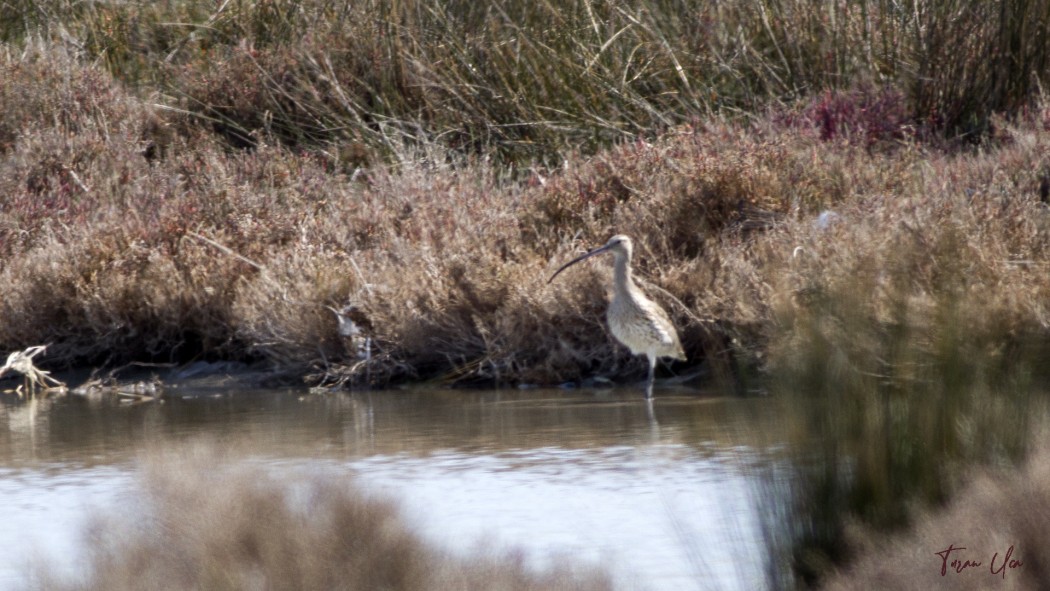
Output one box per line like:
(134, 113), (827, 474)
(2, 0), (1050, 389)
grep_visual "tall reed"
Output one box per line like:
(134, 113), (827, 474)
(4, 0), (1048, 163)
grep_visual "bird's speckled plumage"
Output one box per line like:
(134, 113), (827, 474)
(549, 235), (685, 397)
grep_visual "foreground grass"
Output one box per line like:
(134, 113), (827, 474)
(31, 443), (610, 591)
(762, 284), (1039, 586)
(818, 433), (1050, 590)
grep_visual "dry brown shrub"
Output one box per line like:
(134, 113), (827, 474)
(303, 154), (624, 386)
(0, 43), (130, 148)
(521, 125), (798, 257)
(0, 226), (239, 365)
(5, 37), (1050, 387)
(232, 247), (357, 370)
(0, 48), (154, 257)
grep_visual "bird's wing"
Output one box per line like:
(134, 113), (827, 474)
(640, 300), (686, 360)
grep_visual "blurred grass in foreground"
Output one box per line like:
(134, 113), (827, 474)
(759, 249), (1044, 587)
(32, 442), (612, 591)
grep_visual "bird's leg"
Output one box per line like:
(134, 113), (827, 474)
(645, 354), (656, 399)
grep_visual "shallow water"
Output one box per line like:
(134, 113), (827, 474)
(0, 384), (782, 590)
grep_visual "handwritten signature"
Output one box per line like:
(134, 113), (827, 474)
(935, 544), (1023, 578)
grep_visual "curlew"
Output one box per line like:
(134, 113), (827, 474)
(549, 235), (685, 398)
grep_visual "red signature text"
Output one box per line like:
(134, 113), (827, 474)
(935, 544), (1022, 579)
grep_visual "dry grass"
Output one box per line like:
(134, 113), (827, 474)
(0, 2), (1048, 391)
(4, 39), (1050, 390)
(32, 442), (611, 591)
(5, 0), (1049, 162)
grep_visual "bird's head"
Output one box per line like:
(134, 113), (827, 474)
(603, 235), (633, 259)
(548, 234), (634, 284)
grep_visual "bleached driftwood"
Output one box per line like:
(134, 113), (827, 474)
(0, 345), (66, 395)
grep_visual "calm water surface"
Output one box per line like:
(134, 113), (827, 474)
(0, 383), (784, 590)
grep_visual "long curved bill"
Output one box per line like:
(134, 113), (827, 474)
(547, 243), (614, 284)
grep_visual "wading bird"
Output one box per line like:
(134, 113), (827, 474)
(549, 235), (685, 398)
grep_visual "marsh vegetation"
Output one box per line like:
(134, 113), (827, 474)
(2, 0), (1050, 388)
(4, 0), (1050, 587)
